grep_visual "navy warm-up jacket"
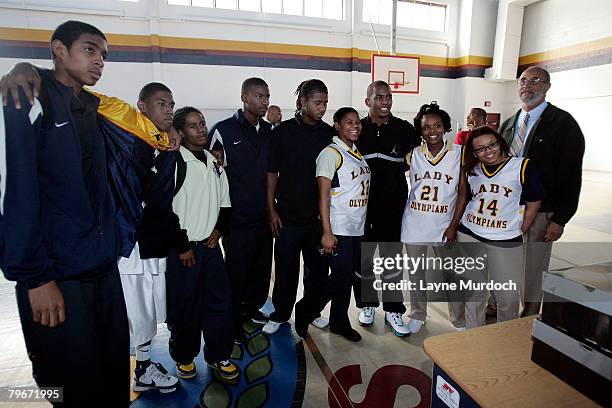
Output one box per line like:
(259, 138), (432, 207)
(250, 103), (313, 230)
(209, 110), (272, 228)
(0, 70), (119, 288)
(0, 69), (184, 287)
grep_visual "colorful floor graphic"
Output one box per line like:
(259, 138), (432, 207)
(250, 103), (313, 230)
(131, 316), (433, 408)
(131, 320), (302, 408)
(327, 365), (431, 408)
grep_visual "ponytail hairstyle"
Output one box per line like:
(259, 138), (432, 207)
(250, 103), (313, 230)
(295, 79), (328, 114)
(463, 125), (510, 176)
(413, 101), (452, 137)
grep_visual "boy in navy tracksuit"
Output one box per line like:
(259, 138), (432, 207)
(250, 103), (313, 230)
(208, 78), (274, 342)
(0, 22), (129, 406)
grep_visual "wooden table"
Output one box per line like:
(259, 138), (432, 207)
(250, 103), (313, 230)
(423, 316), (601, 408)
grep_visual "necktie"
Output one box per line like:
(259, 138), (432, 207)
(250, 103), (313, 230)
(510, 113), (530, 156)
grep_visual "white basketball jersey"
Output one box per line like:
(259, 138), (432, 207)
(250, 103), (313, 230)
(328, 143), (371, 236)
(462, 157), (527, 240)
(401, 144), (462, 243)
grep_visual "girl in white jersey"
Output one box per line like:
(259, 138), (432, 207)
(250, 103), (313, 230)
(315, 107), (370, 342)
(452, 126), (543, 328)
(401, 102), (465, 333)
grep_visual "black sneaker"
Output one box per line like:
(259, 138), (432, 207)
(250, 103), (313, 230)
(233, 330), (248, 345)
(293, 303), (309, 338)
(208, 360), (240, 380)
(294, 318), (309, 338)
(176, 361), (197, 379)
(330, 326), (362, 342)
(250, 310), (269, 324)
(486, 302), (497, 318)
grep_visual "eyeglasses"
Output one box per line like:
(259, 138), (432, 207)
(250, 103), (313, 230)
(473, 141), (499, 154)
(517, 77), (549, 86)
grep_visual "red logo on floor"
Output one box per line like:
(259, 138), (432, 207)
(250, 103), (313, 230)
(328, 364), (431, 408)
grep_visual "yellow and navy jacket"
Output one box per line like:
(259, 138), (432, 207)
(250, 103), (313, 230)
(0, 69), (184, 288)
(93, 90), (189, 259)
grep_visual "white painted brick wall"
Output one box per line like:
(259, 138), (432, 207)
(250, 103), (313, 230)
(520, 0), (612, 56)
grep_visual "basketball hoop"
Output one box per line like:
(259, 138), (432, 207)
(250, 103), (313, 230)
(372, 55), (420, 94)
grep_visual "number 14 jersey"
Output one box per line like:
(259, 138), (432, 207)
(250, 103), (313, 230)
(462, 157), (528, 241)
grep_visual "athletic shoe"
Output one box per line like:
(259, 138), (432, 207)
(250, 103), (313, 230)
(486, 300), (497, 318)
(330, 326), (362, 342)
(133, 362), (179, 393)
(262, 320), (283, 334)
(294, 318), (309, 338)
(208, 360), (240, 381)
(294, 303), (309, 338)
(176, 361), (197, 379)
(311, 316), (329, 329)
(358, 307), (375, 327)
(385, 312), (410, 337)
(455, 326), (466, 332)
(406, 318), (425, 334)
(233, 330), (248, 345)
(250, 310), (270, 324)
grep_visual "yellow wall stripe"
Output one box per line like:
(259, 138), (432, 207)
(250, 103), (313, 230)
(0, 26), (50, 42)
(519, 36), (612, 66)
(2, 27), (611, 68)
(0, 26), (493, 67)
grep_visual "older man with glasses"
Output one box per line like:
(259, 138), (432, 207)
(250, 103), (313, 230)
(499, 66), (585, 316)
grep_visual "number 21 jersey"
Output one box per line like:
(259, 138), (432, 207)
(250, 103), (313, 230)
(401, 143), (462, 243)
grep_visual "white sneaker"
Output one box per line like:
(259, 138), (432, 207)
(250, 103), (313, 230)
(385, 312), (410, 337)
(455, 326), (466, 332)
(358, 307), (375, 327)
(406, 318), (425, 334)
(311, 316), (329, 329)
(262, 320), (283, 334)
(133, 362), (179, 393)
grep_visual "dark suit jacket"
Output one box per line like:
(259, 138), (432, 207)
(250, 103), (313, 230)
(499, 103), (585, 226)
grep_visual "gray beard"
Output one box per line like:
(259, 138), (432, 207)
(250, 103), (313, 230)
(520, 91), (544, 108)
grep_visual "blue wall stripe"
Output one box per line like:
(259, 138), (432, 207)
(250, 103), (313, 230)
(0, 43), (487, 78)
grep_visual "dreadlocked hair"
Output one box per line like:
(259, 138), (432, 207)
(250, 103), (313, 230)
(295, 79), (328, 113)
(413, 101), (452, 137)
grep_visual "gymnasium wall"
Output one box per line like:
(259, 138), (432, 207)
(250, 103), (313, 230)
(0, 0), (498, 129)
(0, 0), (610, 171)
(516, 0), (612, 172)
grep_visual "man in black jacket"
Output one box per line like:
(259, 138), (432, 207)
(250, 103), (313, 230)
(499, 66), (585, 316)
(354, 81), (420, 336)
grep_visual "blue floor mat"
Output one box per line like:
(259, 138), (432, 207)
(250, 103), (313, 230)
(131, 303), (302, 407)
